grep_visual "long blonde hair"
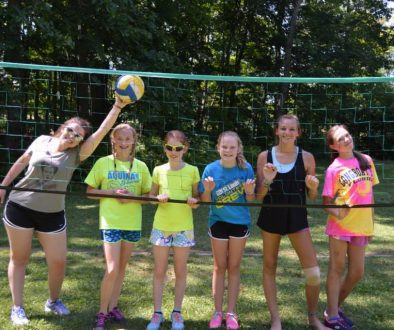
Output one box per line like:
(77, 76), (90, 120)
(217, 131), (247, 169)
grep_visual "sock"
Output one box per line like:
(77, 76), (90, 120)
(154, 311), (163, 315)
(172, 309), (181, 314)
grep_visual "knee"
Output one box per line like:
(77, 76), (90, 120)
(303, 266), (321, 286)
(348, 268), (364, 283)
(214, 262), (227, 275)
(10, 255), (29, 267)
(263, 260), (278, 275)
(105, 266), (119, 280)
(227, 262), (241, 276)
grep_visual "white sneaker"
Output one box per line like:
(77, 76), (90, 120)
(10, 306), (29, 325)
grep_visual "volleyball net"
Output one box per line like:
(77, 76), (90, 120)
(0, 62), (393, 207)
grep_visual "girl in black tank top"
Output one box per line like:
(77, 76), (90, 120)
(257, 147), (308, 235)
(255, 114), (326, 330)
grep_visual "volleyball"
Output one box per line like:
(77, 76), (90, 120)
(115, 75), (145, 103)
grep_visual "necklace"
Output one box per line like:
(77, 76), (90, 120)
(114, 155), (133, 173)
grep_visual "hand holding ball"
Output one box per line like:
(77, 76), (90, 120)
(115, 75), (145, 104)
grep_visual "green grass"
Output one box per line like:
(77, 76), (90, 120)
(0, 193), (393, 329)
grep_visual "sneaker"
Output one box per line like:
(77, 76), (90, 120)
(147, 312), (165, 330)
(338, 309), (354, 328)
(108, 306), (125, 323)
(93, 312), (108, 330)
(171, 311), (184, 330)
(44, 298), (70, 315)
(10, 306), (29, 326)
(209, 311), (223, 329)
(324, 316), (352, 330)
(225, 313), (239, 330)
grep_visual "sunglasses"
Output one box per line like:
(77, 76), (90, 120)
(164, 144), (185, 152)
(65, 127), (84, 142)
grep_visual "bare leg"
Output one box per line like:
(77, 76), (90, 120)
(261, 231), (282, 330)
(37, 230), (67, 301)
(5, 225), (34, 307)
(211, 238), (228, 312)
(109, 241), (134, 311)
(226, 237), (247, 314)
(172, 246), (191, 310)
(289, 230), (330, 330)
(326, 237), (347, 319)
(152, 246), (170, 312)
(211, 238), (228, 313)
(338, 243), (365, 307)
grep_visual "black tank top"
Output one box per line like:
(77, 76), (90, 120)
(256, 147), (309, 235)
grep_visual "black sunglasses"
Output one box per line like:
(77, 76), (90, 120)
(164, 144), (185, 152)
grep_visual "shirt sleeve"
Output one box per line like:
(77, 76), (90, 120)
(141, 163), (152, 194)
(84, 159), (102, 188)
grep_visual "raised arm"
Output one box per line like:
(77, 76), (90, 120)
(79, 96), (128, 162)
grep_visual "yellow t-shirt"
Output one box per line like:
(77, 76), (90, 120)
(152, 163), (200, 231)
(85, 155), (152, 230)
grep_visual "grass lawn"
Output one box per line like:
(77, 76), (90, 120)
(0, 188), (393, 329)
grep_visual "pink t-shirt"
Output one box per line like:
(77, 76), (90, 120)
(322, 155), (379, 236)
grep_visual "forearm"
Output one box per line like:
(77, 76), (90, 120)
(1, 160), (28, 186)
(307, 188), (318, 201)
(255, 179), (272, 201)
(200, 191), (212, 202)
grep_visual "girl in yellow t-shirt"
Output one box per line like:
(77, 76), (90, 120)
(85, 123), (152, 330)
(146, 130), (200, 330)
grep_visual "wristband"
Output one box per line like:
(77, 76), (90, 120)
(263, 179), (272, 188)
(245, 191), (255, 195)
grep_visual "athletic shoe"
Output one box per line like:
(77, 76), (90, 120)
(171, 311), (184, 330)
(146, 312), (165, 330)
(10, 306), (29, 326)
(338, 309), (354, 328)
(225, 313), (239, 330)
(108, 306), (125, 323)
(93, 312), (108, 330)
(324, 316), (352, 330)
(209, 311), (223, 329)
(44, 298), (70, 315)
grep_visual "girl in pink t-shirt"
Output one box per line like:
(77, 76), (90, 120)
(322, 125), (379, 329)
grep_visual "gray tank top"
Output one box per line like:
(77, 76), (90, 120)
(9, 135), (80, 212)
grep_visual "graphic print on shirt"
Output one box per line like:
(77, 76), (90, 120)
(338, 167), (372, 196)
(107, 170), (140, 191)
(215, 179), (244, 208)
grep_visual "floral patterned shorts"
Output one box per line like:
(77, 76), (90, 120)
(149, 228), (195, 247)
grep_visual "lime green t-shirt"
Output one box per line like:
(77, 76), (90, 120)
(85, 155), (152, 230)
(152, 163), (200, 231)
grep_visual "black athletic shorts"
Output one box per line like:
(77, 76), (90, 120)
(3, 200), (67, 233)
(209, 221), (250, 240)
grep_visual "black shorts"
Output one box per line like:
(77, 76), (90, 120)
(209, 221), (250, 240)
(3, 200), (67, 233)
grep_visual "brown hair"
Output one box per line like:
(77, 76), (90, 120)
(217, 131), (247, 169)
(274, 114), (301, 144)
(53, 117), (92, 142)
(110, 123), (138, 163)
(164, 130), (190, 149)
(326, 125), (370, 171)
